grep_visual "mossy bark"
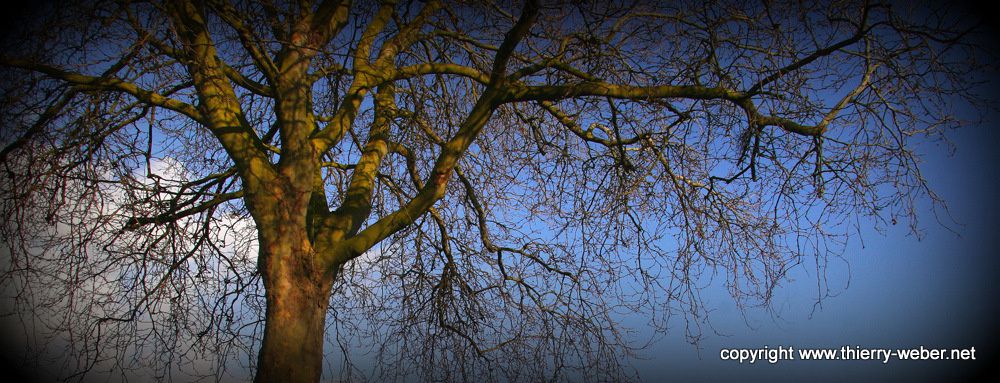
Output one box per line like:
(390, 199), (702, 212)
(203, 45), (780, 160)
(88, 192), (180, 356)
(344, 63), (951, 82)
(253, 221), (336, 383)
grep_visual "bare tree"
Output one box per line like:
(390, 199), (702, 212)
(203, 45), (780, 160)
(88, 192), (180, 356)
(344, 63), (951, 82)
(0, 0), (990, 381)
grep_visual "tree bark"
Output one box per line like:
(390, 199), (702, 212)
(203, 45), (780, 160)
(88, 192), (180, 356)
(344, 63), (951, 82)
(253, 222), (335, 383)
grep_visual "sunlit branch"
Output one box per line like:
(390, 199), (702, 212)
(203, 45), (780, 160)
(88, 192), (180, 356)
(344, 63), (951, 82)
(0, 58), (205, 124)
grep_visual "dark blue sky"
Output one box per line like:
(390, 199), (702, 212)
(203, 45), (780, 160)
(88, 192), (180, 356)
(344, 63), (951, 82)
(631, 92), (1000, 382)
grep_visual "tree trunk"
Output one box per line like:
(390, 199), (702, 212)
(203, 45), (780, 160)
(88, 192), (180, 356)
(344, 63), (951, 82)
(253, 224), (335, 383)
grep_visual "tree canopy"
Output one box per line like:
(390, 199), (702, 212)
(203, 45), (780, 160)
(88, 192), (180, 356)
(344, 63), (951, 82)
(0, 0), (991, 381)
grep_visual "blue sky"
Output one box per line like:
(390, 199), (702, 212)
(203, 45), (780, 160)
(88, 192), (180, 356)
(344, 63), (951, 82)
(631, 92), (1000, 382)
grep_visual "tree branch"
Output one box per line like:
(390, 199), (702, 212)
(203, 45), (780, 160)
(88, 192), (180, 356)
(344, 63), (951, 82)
(332, 0), (541, 264)
(1, 58), (205, 124)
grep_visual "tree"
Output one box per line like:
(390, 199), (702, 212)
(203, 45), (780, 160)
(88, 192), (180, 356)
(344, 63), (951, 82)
(0, 0), (990, 381)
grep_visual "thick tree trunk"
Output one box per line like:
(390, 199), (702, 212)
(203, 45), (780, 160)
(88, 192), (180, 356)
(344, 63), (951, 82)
(253, 224), (335, 383)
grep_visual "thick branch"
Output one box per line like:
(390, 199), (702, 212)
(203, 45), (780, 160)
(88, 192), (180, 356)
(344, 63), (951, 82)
(331, 0), (541, 264)
(1, 58), (204, 124)
(393, 63), (490, 84)
(165, 0), (278, 201)
(508, 81), (828, 136)
(325, 84), (397, 241)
